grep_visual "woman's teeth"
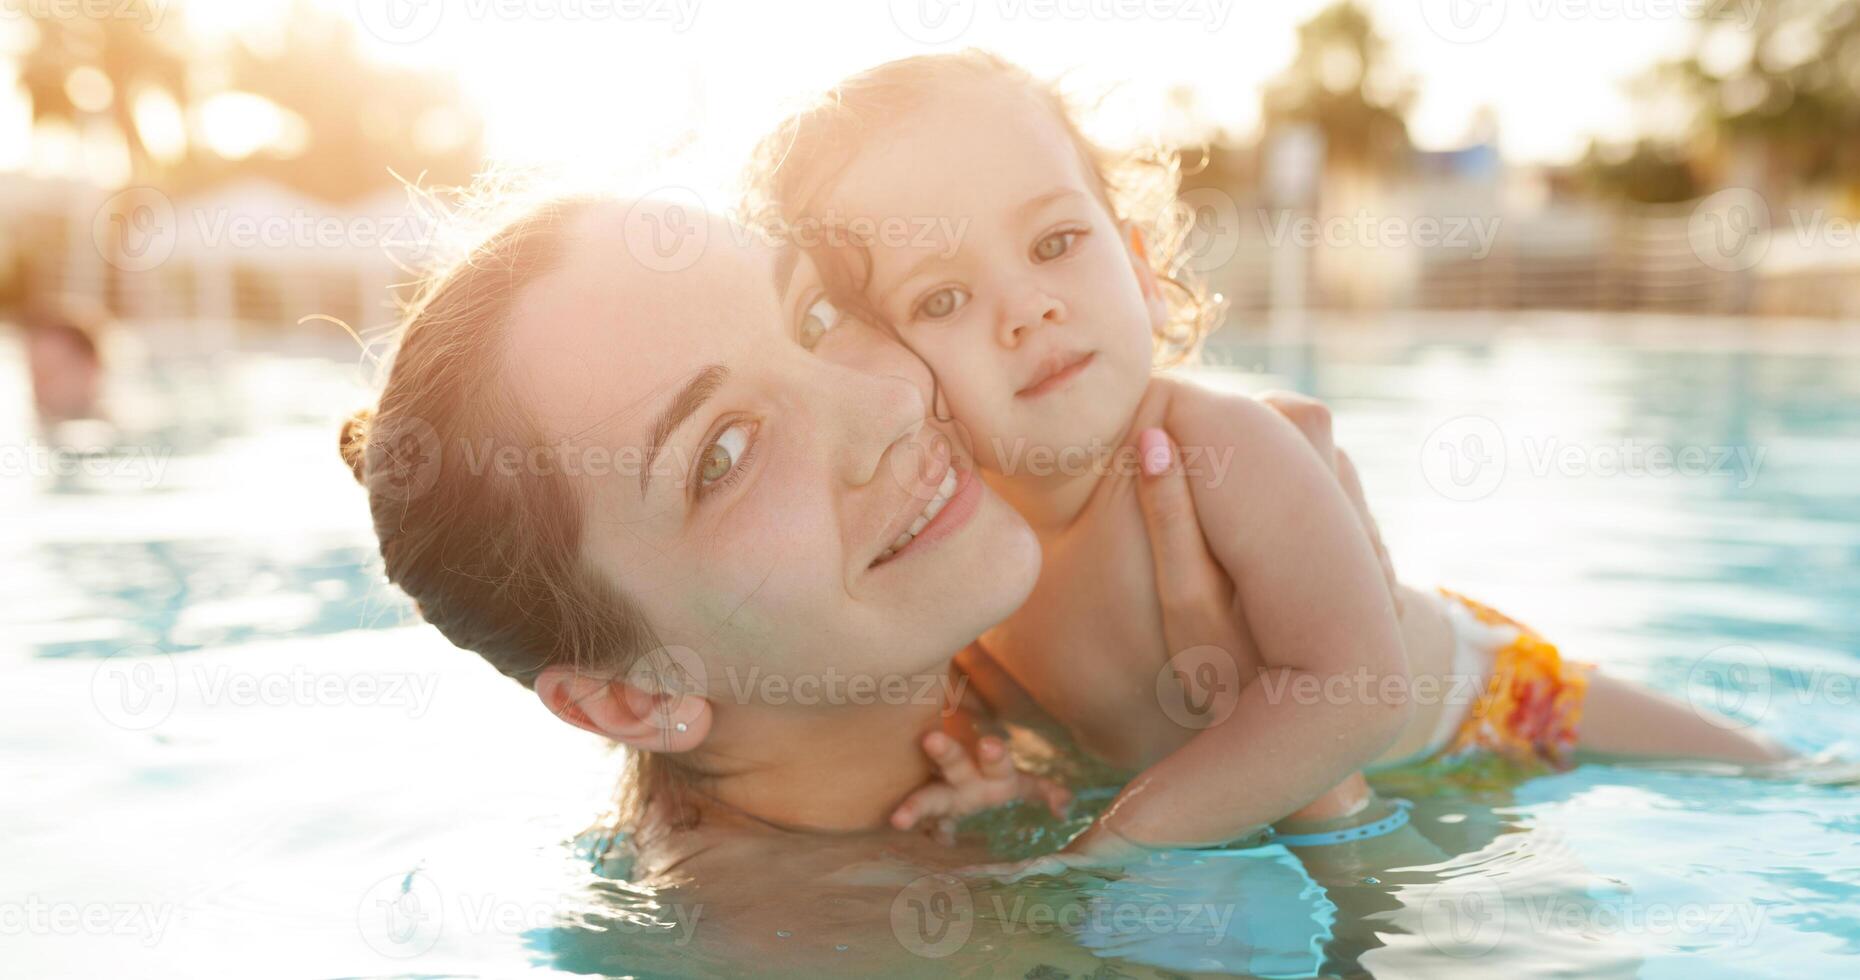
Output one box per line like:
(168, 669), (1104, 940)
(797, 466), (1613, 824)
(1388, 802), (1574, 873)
(878, 467), (960, 562)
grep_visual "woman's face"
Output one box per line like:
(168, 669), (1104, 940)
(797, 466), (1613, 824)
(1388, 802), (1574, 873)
(502, 201), (1041, 702)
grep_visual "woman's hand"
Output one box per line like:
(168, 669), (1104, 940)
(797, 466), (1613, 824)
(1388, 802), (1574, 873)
(1135, 392), (1399, 655)
(1255, 391), (1400, 610)
(1133, 392), (1387, 829)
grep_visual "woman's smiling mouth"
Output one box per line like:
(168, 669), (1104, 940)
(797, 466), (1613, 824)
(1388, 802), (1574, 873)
(871, 461), (982, 567)
(1016, 351), (1095, 398)
(876, 466), (958, 562)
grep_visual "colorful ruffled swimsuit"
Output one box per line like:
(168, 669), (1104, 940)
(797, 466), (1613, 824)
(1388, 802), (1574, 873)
(1380, 588), (1593, 770)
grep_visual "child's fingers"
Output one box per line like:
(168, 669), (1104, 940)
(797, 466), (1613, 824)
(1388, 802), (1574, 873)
(923, 732), (981, 787)
(1034, 778), (1074, 818)
(975, 737), (1016, 781)
(890, 782), (958, 831)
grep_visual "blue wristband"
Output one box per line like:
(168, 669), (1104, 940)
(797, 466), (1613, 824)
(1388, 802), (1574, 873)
(1270, 798), (1413, 848)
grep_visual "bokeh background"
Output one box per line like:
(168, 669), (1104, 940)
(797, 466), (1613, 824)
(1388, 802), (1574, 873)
(5, 0), (1860, 326)
(5, 3), (1859, 978)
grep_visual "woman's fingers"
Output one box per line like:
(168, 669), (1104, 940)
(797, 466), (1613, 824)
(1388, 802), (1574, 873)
(1258, 391), (1401, 608)
(1257, 390), (1334, 463)
(1134, 428), (1226, 613)
(1333, 447), (1400, 608)
(1134, 426), (1237, 668)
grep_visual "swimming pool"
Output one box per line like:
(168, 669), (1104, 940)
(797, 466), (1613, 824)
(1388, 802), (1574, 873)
(5, 313), (1857, 977)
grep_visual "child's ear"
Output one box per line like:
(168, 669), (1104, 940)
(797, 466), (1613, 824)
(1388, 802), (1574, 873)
(1123, 222), (1169, 335)
(534, 665), (712, 753)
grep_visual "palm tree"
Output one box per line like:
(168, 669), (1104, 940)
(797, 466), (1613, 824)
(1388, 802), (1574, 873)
(18, 0), (482, 199)
(1261, 1), (1414, 174)
(217, 0), (483, 202)
(1659, 0), (1860, 189)
(17, 1), (188, 179)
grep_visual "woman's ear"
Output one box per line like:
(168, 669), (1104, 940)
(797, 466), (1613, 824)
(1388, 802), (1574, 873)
(1123, 222), (1169, 334)
(534, 665), (712, 753)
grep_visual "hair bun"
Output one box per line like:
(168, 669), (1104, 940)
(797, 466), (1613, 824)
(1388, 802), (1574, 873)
(339, 408), (373, 485)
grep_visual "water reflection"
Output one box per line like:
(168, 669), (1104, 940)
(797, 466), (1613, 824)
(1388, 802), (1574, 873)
(4, 319), (1858, 977)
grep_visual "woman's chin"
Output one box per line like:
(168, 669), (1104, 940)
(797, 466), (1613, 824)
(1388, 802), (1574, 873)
(971, 490), (1043, 608)
(868, 483), (1039, 649)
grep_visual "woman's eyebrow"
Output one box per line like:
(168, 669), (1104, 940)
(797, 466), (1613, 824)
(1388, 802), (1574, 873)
(640, 364), (729, 499)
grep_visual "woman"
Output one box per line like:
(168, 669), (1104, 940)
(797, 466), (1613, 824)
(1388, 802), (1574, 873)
(340, 196), (1397, 975)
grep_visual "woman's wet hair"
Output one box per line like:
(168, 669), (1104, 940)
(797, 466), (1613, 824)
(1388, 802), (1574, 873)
(743, 48), (1219, 368)
(338, 193), (676, 824)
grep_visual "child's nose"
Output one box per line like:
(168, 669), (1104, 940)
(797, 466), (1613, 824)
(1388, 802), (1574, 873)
(995, 289), (1067, 349)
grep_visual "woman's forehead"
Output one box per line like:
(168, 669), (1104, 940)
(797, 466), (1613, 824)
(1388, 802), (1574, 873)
(503, 202), (788, 440)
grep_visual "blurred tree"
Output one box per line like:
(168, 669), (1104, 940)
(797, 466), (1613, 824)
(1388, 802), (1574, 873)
(1659, 0), (1860, 189)
(1577, 138), (1702, 204)
(16, 0), (482, 200)
(1260, 1), (1414, 173)
(213, 0), (483, 202)
(1166, 82), (1259, 198)
(17, 0), (188, 177)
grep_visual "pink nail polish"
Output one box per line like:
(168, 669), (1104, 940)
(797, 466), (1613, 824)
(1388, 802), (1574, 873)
(1139, 428), (1171, 476)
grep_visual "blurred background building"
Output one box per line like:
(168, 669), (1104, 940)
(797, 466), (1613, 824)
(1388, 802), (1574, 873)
(3, 0), (1858, 336)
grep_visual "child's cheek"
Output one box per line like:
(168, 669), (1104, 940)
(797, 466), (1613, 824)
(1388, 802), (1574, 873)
(906, 330), (998, 444)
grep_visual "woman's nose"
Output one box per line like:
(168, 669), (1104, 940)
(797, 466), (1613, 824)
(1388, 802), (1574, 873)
(995, 287), (1067, 349)
(821, 357), (930, 489)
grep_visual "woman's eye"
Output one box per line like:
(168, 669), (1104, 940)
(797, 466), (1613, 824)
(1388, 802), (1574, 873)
(1033, 230), (1080, 262)
(798, 297), (841, 351)
(915, 286), (968, 321)
(698, 422), (752, 488)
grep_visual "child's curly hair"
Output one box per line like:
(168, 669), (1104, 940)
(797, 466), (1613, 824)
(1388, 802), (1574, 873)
(742, 49), (1219, 368)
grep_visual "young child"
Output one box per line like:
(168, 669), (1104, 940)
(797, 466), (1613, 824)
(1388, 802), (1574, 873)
(748, 52), (1791, 857)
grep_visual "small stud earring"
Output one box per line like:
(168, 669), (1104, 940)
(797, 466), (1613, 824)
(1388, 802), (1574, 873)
(675, 722), (689, 733)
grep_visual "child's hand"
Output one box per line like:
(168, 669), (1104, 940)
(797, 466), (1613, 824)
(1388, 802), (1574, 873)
(890, 732), (1072, 843)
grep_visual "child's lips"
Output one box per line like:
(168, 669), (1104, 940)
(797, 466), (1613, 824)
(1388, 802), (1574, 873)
(1016, 351), (1095, 399)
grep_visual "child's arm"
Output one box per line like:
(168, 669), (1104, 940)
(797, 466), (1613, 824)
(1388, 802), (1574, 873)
(1066, 385), (1412, 856)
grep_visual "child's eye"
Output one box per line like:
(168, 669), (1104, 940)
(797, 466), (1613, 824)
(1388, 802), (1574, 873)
(914, 286), (969, 321)
(1033, 229), (1083, 262)
(797, 296), (842, 351)
(696, 421), (755, 495)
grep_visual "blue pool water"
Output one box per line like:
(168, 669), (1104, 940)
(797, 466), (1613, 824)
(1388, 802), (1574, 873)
(4, 314), (1857, 977)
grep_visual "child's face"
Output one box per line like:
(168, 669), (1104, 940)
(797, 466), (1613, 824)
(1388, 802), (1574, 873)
(819, 83), (1164, 478)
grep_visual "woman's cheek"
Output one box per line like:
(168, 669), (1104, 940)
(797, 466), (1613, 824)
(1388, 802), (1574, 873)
(714, 462), (845, 594)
